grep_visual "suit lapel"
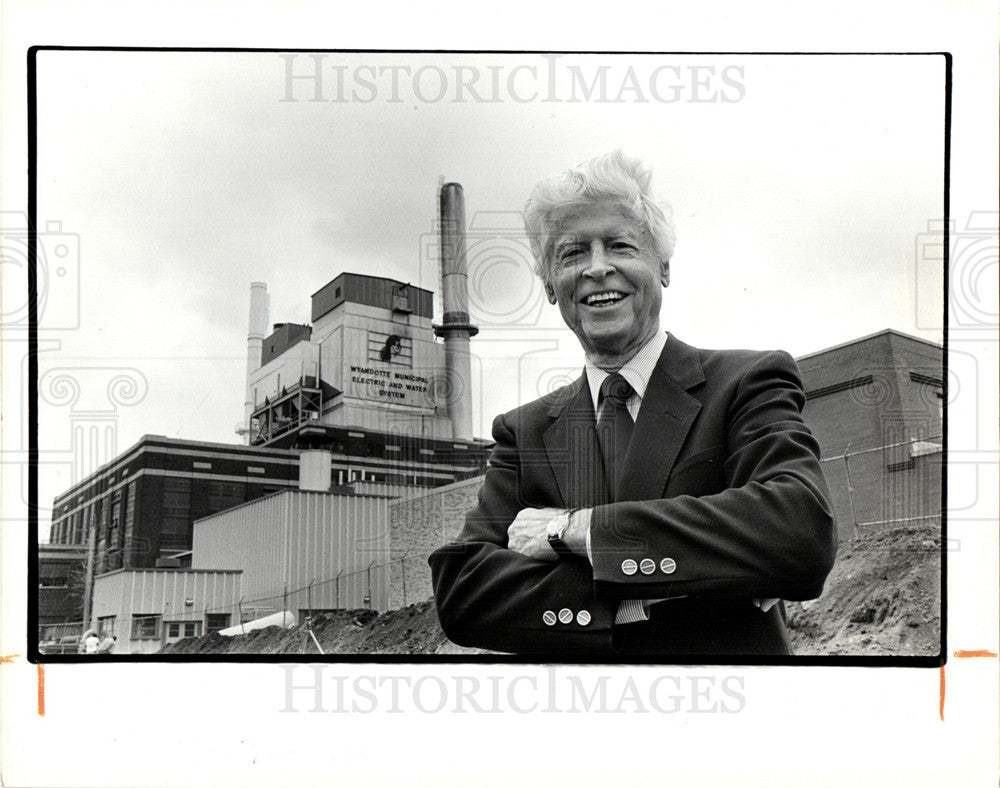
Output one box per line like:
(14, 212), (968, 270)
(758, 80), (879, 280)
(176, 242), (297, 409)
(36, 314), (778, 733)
(543, 376), (611, 508)
(617, 335), (705, 502)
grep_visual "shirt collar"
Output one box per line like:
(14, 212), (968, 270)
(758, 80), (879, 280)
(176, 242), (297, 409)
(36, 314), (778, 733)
(585, 331), (668, 411)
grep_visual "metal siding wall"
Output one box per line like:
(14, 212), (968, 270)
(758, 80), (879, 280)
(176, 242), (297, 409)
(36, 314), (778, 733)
(412, 288), (433, 319)
(312, 277), (344, 323)
(191, 490), (389, 617)
(337, 274), (432, 318)
(282, 492), (390, 613)
(195, 494), (287, 591)
(104, 569), (242, 654)
(91, 571), (125, 621)
(240, 493), (287, 614)
(194, 492), (290, 615)
(347, 275), (383, 312)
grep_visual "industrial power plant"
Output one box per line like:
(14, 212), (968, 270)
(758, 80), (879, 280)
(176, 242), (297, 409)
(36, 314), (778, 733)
(241, 182), (479, 450)
(42, 182), (496, 654)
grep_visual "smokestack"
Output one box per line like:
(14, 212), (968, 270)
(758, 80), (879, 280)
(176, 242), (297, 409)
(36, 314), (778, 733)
(242, 281), (268, 443)
(434, 183), (478, 441)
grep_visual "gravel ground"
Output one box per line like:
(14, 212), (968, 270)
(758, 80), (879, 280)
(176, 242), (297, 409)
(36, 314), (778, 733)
(785, 521), (941, 656)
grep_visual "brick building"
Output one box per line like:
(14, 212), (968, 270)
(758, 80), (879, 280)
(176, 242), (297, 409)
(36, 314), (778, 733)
(797, 330), (943, 538)
(37, 543), (87, 625)
(47, 436), (301, 571)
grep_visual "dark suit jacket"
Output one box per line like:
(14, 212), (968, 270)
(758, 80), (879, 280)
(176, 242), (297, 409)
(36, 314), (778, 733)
(429, 334), (837, 658)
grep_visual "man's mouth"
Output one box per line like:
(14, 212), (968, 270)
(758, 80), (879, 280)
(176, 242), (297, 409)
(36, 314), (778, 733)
(582, 291), (627, 308)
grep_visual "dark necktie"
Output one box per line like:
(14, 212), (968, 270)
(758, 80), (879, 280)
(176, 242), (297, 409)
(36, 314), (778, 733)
(596, 373), (634, 501)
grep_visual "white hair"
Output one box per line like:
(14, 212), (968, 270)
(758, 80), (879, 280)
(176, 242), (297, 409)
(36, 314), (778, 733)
(522, 150), (676, 283)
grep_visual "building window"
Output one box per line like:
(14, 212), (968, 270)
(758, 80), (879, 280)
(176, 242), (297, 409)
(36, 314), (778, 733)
(205, 613), (230, 633)
(208, 480), (244, 512)
(193, 461), (212, 470)
(38, 569), (69, 588)
(131, 614), (161, 640)
(98, 616), (116, 637)
(123, 481), (136, 554)
(110, 497), (121, 539)
(247, 466), (266, 474)
(165, 621), (201, 642)
(161, 477), (193, 551)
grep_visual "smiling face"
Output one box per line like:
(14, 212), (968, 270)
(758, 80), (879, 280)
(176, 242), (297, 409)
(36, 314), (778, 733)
(543, 201), (669, 369)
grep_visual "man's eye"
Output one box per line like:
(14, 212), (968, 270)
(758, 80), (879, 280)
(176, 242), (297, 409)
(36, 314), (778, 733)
(609, 241), (637, 253)
(558, 248), (584, 263)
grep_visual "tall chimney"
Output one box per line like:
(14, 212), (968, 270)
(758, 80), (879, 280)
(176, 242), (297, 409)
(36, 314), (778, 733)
(243, 281), (268, 443)
(434, 183), (478, 441)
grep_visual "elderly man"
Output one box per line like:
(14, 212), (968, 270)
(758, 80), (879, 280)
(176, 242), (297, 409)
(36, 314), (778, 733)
(429, 151), (836, 657)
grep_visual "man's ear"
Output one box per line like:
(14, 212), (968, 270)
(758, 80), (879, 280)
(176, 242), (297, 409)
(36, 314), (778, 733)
(544, 281), (557, 304)
(660, 261), (670, 288)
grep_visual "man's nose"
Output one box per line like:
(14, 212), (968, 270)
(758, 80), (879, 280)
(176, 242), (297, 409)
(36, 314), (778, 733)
(582, 241), (615, 279)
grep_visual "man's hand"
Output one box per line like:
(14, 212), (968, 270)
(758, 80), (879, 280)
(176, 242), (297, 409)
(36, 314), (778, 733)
(506, 508), (564, 561)
(507, 508), (592, 561)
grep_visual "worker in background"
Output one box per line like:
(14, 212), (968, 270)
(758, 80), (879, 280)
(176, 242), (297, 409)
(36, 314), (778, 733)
(84, 630), (100, 654)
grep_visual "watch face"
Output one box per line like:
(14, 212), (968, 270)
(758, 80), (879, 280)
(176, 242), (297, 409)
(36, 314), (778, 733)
(547, 516), (571, 557)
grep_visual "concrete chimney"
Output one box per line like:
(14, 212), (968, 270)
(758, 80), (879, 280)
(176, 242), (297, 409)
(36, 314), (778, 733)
(243, 281), (268, 443)
(434, 183), (478, 441)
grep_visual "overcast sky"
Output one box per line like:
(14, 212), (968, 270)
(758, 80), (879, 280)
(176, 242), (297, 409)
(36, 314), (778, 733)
(33, 51), (946, 536)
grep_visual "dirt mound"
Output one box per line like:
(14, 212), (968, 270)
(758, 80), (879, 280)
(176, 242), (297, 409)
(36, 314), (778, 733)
(161, 523), (941, 657)
(160, 602), (489, 656)
(785, 521), (941, 656)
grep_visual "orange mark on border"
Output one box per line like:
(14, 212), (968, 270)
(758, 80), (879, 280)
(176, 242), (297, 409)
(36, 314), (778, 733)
(37, 664), (45, 717)
(1, 654), (20, 664)
(954, 649), (998, 658)
(938, 666), (945, 721)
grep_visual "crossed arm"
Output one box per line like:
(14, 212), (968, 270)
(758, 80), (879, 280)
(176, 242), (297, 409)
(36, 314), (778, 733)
(429, 351), (837, 654)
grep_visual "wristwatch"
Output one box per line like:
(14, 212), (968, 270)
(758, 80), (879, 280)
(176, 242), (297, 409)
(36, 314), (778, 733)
(546, 510), (573, 557)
